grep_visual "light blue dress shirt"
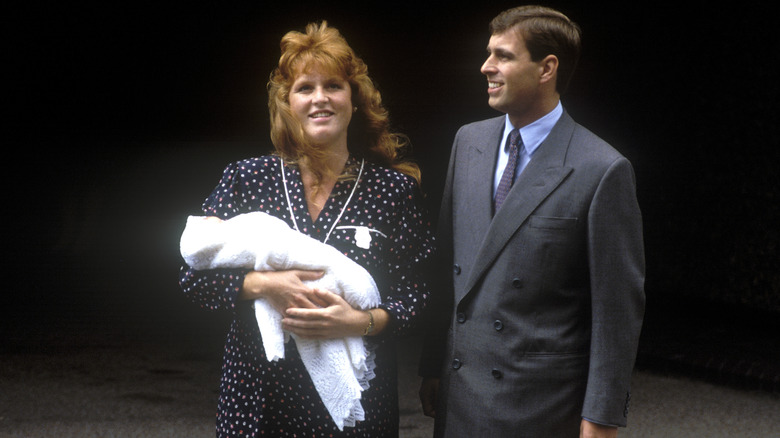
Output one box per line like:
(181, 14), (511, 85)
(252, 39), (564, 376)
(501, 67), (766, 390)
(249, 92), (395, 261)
(492, 101), (563, 198)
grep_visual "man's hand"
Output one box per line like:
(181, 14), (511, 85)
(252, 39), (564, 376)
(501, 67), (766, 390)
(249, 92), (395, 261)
(580, 419), (617, 438)
(419, 377), (440, 418)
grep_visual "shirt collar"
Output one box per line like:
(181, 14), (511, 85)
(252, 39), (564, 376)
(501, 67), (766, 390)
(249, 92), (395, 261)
(503, 101), (563, 156)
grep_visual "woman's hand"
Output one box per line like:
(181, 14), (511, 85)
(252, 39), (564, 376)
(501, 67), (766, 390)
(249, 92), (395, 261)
(240, 270), (327, 313)
(282, 289), (388, 339)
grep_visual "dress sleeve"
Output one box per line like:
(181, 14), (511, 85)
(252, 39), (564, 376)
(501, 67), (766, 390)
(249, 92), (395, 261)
(376, 177), (436, 338)
(178, 162), (251, 312)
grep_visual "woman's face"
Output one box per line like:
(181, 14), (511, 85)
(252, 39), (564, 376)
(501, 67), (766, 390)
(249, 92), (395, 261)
(289, 67), (353, 153)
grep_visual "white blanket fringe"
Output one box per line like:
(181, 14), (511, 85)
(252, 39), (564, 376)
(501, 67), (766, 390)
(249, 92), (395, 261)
(179, 212), (381, 430)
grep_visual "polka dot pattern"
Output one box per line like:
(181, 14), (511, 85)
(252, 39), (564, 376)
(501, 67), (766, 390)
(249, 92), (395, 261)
(179, 155), (434, 437)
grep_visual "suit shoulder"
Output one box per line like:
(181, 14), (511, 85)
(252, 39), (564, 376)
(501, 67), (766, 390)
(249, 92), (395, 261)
(569, 123), (627, 164)
(457, 116), (504, 134)
(452, 116), (504, 147)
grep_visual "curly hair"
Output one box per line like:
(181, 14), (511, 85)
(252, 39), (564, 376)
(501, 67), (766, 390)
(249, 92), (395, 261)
(267, 21), (420, 184)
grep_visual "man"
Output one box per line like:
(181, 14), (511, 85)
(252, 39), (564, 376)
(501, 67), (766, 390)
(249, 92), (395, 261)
(419, 5), (645, 438)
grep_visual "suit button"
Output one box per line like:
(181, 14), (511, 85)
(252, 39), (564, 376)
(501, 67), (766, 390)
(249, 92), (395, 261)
(452, 359), (462, 370)
(453, 264), (461, 275)
(511, 278), (523, 288)
(493, 320), (504, 331)
(457, 313), (466, 323)
(492, 369), (503, 379)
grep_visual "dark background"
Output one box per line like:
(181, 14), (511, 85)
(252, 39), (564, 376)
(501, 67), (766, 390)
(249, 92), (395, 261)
(5, 1), (779, 366)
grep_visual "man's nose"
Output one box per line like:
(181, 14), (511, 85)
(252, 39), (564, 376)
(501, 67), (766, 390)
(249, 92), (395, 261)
(480, 57), (495, 75)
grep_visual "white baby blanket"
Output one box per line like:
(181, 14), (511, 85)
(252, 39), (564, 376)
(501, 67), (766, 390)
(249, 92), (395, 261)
(179, 211), (381, 430)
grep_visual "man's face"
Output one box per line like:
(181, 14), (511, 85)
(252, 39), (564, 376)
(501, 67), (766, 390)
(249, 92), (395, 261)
(480, 30), (544, 123)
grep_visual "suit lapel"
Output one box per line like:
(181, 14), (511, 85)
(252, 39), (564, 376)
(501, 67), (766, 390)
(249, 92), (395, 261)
(459, 112), (577, 301)
(462, 118), (503, 242)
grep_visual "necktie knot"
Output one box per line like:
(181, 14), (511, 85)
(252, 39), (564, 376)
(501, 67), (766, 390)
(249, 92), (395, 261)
(508, 129), (521, 153)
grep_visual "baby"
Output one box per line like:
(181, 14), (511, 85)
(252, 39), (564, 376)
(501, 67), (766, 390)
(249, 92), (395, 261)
(179, 211), (381, 428)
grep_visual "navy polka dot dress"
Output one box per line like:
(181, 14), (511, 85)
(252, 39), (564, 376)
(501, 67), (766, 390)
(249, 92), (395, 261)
(179, 155), (435, 437)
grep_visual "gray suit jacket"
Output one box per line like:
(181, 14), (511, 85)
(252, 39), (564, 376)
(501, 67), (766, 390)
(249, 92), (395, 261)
(421, 111), (645, 437)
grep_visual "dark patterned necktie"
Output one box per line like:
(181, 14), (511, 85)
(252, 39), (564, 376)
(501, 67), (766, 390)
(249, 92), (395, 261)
(494, 128), (523, 212)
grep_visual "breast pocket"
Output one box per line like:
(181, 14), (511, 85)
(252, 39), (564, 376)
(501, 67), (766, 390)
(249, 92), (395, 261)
(524, 216), (584, 290)
(528, 216), (578, 231)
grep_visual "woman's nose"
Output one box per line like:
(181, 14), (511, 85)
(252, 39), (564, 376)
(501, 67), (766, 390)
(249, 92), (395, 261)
(312, 87), (328, 103)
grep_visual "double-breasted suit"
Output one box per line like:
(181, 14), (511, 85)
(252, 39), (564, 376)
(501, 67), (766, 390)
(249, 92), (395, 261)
(421, 110), (645, 437)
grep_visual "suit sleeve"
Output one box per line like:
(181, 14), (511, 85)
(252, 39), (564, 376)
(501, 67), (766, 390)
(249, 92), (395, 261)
(581, 156), (646, 426)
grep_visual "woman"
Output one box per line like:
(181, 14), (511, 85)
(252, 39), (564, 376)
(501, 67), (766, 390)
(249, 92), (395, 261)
(179, 21), (434, 437)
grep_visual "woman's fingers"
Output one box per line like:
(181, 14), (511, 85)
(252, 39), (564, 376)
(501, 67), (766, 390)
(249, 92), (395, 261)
(294, 270), (325, 282)
(253, 270), (326, 310)
(282, 291), (363, 339)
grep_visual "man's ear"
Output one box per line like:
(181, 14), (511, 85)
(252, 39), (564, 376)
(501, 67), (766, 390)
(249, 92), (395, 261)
(539, 54), (559, 85)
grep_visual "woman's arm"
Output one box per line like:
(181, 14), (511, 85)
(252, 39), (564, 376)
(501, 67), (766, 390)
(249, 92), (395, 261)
(374, 178), (436, 338)
(179, 266), (246, 312)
